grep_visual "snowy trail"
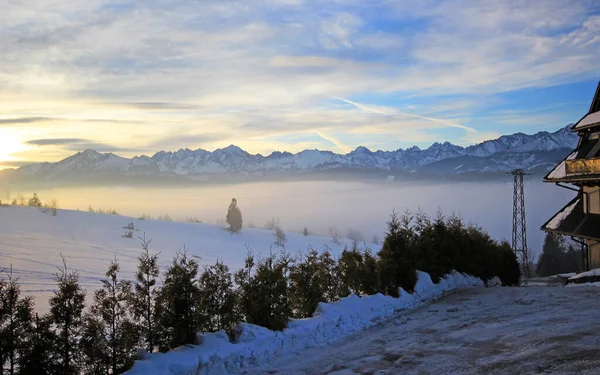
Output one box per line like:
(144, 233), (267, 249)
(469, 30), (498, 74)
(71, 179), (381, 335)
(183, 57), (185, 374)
(247, 286), (600, 375)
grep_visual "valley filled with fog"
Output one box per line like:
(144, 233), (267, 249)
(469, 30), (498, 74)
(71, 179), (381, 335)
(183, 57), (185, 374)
(11, 179), (573, 257)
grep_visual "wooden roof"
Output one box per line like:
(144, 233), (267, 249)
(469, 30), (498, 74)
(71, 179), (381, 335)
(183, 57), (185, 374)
(573, 81), (600, 131)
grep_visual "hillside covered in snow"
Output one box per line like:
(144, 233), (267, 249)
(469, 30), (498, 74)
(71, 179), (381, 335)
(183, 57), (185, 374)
(0, 205), (350, 313)
(0, 125), (577, 186)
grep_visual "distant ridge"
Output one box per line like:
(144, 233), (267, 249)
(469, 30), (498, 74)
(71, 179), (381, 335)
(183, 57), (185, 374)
(0, 125), (578, 185)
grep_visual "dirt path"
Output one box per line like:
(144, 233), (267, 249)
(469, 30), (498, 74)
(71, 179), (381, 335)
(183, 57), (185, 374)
(245, 286), (600, 375)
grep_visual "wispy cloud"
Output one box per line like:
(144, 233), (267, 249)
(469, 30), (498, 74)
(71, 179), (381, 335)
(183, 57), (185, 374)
(337, 97), (478, 133)
(1, 0), (599, 163)
(26, 138), (89, 146)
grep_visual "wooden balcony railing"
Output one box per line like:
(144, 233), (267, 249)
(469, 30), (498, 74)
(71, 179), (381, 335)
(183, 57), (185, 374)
(565, 157), (600, 176)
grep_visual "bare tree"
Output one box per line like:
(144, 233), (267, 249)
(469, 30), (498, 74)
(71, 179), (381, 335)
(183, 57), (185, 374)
(329, 227), (340, 245)
(275, 227), (287, 247)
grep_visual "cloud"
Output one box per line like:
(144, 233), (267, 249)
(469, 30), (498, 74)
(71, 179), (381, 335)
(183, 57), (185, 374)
(337, 97), (478, 133)
(0, 160), (38, 168)
(26, 138), (89, 146)
(1, 0), (599, 164)
(25, 137), (144, 153)
(0, 117), (53, 125)
(147, 132), (229, 151)
(314, 130), (351, 153)
(104, 102), (204, 110)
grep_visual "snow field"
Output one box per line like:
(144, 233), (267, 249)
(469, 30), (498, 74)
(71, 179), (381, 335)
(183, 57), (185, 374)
(0, 205), (350, 313)
(126, 271), (485, 375)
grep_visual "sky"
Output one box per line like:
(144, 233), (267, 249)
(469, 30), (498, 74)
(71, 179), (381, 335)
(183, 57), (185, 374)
(1, 0), (600, 168)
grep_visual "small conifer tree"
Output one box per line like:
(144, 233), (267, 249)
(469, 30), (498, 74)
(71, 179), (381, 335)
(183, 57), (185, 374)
(156, 250), (202, 351)
(198, 260), (238, 332)
(19, 313), (58, 375)
(0, 268), (35, 374)
(28, 193), (42, 207)
(129, 235), (161, 353)
(235, 251), (291, 331)
(226, 198), (243, 232)
(49, 257), (86, 375)
(83, 259), (138, 374)
(377, 210), (418, 296)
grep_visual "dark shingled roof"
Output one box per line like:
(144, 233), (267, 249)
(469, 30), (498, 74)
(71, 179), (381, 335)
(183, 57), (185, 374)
(542, 196), (600, 240)
(573, 81), (600, 131)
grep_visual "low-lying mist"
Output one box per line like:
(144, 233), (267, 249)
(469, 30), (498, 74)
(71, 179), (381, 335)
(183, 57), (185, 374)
(8, 179), (574, 258)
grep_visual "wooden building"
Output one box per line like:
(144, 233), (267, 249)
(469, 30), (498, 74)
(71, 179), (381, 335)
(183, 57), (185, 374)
(542, 81), (600, 270)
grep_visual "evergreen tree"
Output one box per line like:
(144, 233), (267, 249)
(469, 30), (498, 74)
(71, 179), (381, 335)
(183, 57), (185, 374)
(0, 268), (34, 375)
(337, 247), (365, 296)
(49, 257), (86, 375)
(289, 249), (327, 318)
(27, 193), (42, 207)
(302, 227), (309, 236)
(377, 210), (418, 296)
(156, 250), (202, 351)
(536, 232), (567, 277)
(337, 247), (379, 297)
(235, 251), (291, 331)
(493, 241), (521, 286)
(83, 259), (138, 374)
(563, 244), (585, 274)
(360, 249), (380, 295)
(129, 236), (161, 353)
(80, 315), (109, 375)
(226, 198), (242, 232)
(19, 314), (58, 375)
(198, 260), (238, 332)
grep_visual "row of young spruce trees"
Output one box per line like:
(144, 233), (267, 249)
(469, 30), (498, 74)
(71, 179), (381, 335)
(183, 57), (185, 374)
(0, 210), (520, 375)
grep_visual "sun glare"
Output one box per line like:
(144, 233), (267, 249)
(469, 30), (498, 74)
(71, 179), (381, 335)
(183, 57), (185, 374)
(0, 128), (27, 166)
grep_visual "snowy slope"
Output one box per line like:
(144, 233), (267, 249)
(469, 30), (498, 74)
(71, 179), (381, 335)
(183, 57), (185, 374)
(0, 206), (349, 313)
(0, 125), (578, 184)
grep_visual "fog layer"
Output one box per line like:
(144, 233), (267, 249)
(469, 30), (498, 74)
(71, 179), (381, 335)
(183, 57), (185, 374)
(17, 180), (573, 258)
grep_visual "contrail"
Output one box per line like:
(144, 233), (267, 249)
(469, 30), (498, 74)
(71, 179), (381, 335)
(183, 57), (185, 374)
(337, 97), (477, 133)
(314, 130), (351, 153)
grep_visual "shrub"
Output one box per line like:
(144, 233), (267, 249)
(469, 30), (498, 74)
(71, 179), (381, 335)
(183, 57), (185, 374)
(274, 227), (286, 247)
(264, 217), (280, 231)
(329, 227), (340, 244)
(371, 234), (380, 245)
(347, 229), (364, 244)
(158, 213), (173, 222)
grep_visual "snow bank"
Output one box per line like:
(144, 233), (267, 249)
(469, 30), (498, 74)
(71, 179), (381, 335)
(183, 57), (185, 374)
(125, 271), (483, 375)
(569, 268), (600, 281)
(566, 281), (600, 288)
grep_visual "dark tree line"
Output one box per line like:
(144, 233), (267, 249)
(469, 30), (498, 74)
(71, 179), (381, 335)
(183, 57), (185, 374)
(0, 210), (519, 374)
(536, 232), (585, 277)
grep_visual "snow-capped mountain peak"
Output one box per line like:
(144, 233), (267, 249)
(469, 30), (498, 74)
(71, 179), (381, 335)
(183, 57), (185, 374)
(3, 125), (579, 184)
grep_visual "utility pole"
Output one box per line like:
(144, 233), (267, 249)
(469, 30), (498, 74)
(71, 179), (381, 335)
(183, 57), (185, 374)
(510, 169), (530, 278)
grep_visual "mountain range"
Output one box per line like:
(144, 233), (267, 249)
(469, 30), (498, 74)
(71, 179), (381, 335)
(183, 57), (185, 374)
(0, 125), (578, 186)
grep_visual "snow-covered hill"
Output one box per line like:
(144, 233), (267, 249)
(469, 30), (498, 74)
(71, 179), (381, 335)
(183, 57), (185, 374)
(0, 206), (349, 313)
(0, 125), (578, 185)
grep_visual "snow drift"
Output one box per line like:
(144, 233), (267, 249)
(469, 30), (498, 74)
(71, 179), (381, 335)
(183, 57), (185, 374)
(126, 271), (484, 375)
